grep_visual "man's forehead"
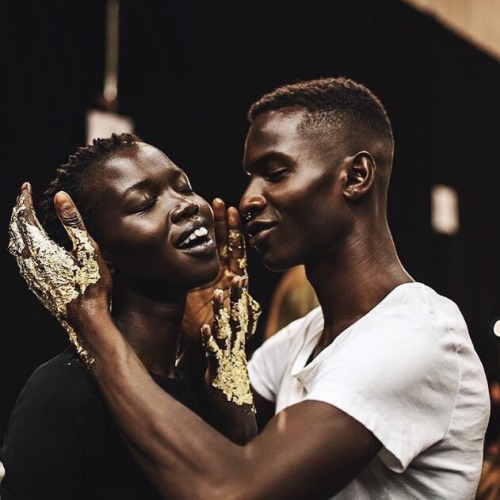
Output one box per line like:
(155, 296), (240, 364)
(245, 109), (306, 154)
(251, 108), (305, 134)
(243, 111), (318, 172)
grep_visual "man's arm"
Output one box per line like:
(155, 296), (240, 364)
(251, 389), (276, 432)
(11, 185), (381, 499)
(56, 191), (380, 499)
(85, 315), (380, 499)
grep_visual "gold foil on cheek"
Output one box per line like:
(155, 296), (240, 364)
(208, 290), (255, 409)
(8, 196), (100, 366)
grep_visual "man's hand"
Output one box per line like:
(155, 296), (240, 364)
(179, 199), (260, 443)
(198, 275), (258, 443)
(182, 198), (261, 348)
(202, 275), (255, 407)
(8, 182), (111, 366)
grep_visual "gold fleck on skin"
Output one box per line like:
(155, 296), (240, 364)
(215, 300), (231, 340)
(228, 229), (243, 252)
(237, 256), (247, 271)
(248, 295), (262, 336)
(206, 288), (256, 409)
(204, 220), (261, 405)
(8, 192), (100, 366)
(217, 243), (229, 260)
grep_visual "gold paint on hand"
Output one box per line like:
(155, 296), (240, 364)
(8, 191), (100, 366)
(205, 287), (256, 409)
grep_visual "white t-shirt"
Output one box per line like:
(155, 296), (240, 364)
(0, 460), (4, 498)
(249, 282), (490, 499)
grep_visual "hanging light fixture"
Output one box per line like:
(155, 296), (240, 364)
(86, 0), (134, 143)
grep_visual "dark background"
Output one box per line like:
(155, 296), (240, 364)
(2, 0), (500, 443)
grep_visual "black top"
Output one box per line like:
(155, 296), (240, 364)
(0, 347), (208, 499)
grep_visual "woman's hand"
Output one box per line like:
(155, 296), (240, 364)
(8, 182), (111, 366)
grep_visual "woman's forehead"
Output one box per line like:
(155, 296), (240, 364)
(100, 144), (181, 178)
(87, 145), (186, 199)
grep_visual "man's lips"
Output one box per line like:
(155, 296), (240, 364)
(245, 219), (276, 247)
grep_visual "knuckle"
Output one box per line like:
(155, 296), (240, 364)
(62, 210), (82, 227)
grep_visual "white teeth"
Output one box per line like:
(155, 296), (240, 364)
(179, 226), (209, 247)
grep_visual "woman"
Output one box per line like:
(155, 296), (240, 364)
(1, 133), (258, 499)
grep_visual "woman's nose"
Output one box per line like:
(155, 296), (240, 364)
(171, 197), (200, 223)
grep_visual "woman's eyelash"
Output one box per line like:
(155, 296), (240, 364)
(137, 197), (157, 212)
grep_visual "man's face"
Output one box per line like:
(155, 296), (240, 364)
(240, 109), (350, 272)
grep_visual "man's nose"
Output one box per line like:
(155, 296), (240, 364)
(239, 190), (267, 221)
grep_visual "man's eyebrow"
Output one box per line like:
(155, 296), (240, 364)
(244, 151), (290, 174)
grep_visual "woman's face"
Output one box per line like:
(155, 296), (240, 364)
(84, 142), (219, 296)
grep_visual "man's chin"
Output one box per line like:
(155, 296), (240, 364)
(261, 253), (296, 274)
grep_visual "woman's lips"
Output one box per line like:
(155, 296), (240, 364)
(178, 236), (217, 256)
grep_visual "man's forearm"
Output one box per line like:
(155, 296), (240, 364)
(84, 315), (248, 498)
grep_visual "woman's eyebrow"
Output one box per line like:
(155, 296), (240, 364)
(120, 180), (151, 200)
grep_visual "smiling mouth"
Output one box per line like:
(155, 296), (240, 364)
(177, 226), (211, 249)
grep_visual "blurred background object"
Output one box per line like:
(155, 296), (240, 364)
(401, 0), (500, 62)
(263, 266), (319, 341)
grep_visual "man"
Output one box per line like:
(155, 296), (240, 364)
(10, 77), (490, 499)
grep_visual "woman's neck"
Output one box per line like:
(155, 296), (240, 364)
(111, 293), (187, 378)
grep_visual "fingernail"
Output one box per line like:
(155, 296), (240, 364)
(54, 191), (71, 209)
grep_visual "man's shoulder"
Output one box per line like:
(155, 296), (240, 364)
(262, 306), (323, 347)
(282, 305), (323, 335)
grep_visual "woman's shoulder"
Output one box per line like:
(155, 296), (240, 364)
(19, 346), (100, 409)
(30, 346), (90, 379)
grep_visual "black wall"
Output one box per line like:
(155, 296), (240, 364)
(2, 0), (500, 442)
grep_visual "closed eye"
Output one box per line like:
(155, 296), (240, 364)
(177, 185), (194, 194)
(266, 169), (288, 183)
(175, 172), (194, 194)
(135, 197), (158, 213)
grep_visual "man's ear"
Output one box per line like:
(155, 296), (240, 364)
(344, 151), (376, 200)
